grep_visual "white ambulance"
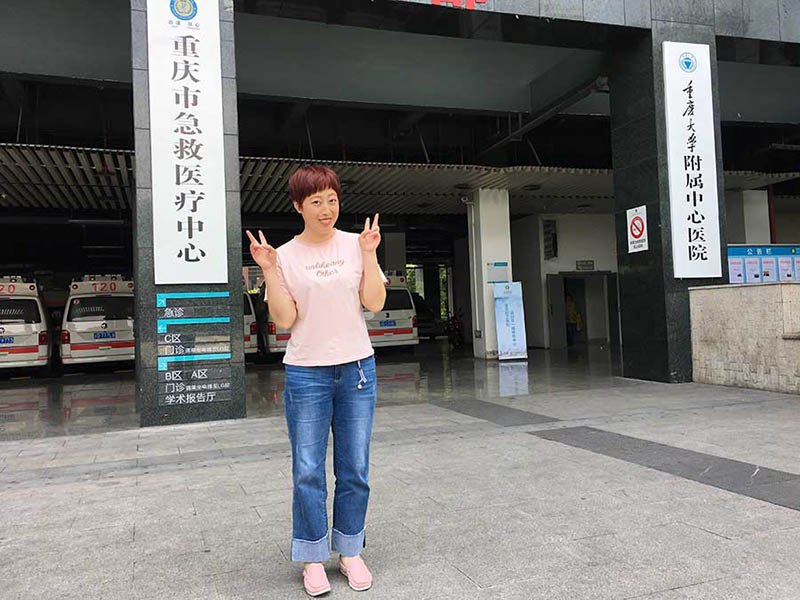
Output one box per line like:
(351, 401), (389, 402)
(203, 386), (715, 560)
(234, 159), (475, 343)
(365, 272), (419, 348)
(243, 292), (259, 355)
(0, 276), (52, 372)
(60, 275), (135, 366)
(261, 271), (418, 355)
(264, 311), (292, 355)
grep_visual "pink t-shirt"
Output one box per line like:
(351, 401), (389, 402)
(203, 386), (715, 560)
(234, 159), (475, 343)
(272, 229), (378, 367)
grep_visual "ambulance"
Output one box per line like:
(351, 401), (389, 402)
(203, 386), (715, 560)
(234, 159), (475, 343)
(243, 292), (259, 356)
(0, 276), (52, 372)
(261, 271), (418, 356)
(263, 309), (292, 355)
(365, 272), (419, 348)
(60, 275), (135, 366)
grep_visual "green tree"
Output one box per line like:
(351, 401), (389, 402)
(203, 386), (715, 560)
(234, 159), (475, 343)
(405, 265), (416, 292)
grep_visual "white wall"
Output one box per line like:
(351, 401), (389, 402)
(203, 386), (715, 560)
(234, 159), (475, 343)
(540, 214), (616, 347)
(511, 215), (545, 348)
(775, 212), (800, 244)
(540, 214), (617, 275)
(512, 213), (617, 348)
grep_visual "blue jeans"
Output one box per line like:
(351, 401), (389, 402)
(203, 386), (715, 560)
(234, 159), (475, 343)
(566, 323), (577, 346)
(283, 355), (377, 563)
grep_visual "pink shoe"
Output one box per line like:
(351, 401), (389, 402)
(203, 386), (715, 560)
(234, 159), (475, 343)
(303, 563), (331, 597)
(338, 555), (373, 592)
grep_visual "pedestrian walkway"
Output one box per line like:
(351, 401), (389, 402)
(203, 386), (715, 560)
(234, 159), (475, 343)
(1, 348), (799, 598)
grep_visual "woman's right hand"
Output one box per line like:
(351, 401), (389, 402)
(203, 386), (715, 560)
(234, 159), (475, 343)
(246, 230), (278, 272)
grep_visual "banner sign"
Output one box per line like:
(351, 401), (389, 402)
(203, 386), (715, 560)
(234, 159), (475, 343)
(728, 245), (800, 284)
(492, 282), (527, 361)
(147, 0), (228, 284)
(663, 42), (722, 279)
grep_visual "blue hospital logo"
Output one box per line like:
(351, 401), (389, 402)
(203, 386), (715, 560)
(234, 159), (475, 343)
(679, 52), (697, 73)
(171, 0), (197, 20)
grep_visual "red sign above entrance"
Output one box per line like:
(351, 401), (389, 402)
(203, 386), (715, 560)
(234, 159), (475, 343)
(431, 0), (488, 9)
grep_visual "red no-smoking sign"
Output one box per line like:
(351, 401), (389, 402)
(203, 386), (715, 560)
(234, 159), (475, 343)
(627, 206), (649, 253)
(630, 216), (645, 239)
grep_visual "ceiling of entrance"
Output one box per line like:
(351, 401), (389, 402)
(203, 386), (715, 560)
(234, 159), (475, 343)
(0, 144), (797, 216)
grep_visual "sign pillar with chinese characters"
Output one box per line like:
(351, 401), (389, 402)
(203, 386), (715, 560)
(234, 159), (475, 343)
(610, 26), (727, 383)
(663, 42), (722, 278)
(131, 0), (245, 426)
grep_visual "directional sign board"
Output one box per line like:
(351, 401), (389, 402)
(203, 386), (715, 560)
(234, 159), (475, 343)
(156, 291), (232, 406)
(627, 205), (648, 254)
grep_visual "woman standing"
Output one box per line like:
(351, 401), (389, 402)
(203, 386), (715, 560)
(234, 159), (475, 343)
(247, 165), (386, 596)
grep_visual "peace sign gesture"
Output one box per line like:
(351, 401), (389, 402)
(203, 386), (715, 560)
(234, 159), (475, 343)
(246, 230), (278, 272)
(359, 213), (381, 253)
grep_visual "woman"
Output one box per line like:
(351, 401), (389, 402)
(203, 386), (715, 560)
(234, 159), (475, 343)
(565, 294), (582, 347)
(246, 165), (386, 596)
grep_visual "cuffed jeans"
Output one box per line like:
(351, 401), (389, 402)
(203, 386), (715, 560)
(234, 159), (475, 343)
(284, 355), (377, 563)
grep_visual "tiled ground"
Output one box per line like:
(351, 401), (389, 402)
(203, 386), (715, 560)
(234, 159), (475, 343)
(1, 344), (799, 598)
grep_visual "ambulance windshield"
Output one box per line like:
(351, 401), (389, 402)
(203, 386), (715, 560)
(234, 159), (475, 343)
(385, 289), (412, 311)
(0, 298), (42, 324)
(67, 296), (134, 322)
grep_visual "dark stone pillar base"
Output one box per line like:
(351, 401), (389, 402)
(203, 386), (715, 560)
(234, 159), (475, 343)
(610, 24), (728, 383)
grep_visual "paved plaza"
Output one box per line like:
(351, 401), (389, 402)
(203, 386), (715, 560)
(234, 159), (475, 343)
(1, 345), (799, 599)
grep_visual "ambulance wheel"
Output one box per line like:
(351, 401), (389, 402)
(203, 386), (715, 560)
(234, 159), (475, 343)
(257, 352), (281, 365)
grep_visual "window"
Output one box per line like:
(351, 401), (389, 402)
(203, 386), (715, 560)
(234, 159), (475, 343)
(0, 299), (41, 324)
(543, 219), (558, 260)
(67, 296), (134, 322)
(384, 289), (413, 311)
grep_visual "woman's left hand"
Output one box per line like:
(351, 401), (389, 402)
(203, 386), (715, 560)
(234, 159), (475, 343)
(359, 213), (381, 253)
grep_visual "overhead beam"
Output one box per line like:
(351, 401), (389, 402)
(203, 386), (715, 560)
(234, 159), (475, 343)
(279, 100), (311, 134)
(769, 143), (800, 152)
(397, 111), (426, 135)
(478, 76), (605, 158)
(0, 75), (25, 109)
(478, 52), (608, 158)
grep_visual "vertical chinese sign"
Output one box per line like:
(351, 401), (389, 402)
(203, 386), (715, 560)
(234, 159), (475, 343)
(662, 42), (722, 279)
(147, 0), (228, 284)
(141, 0), (236, 412)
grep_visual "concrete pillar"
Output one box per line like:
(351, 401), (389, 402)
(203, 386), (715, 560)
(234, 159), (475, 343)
(726, 192), (746, 243)
(610, 25), (727, 383)
(453, 237), (473, 343)
(131, 0), (245, 426)
(423, 265), (441, 316)
(727, 190), (771, 244)
(383, 232), (406, 272)
(743, 191), (771, 243)
(510, 214), (545, 348)
(467, 189), (512, 360)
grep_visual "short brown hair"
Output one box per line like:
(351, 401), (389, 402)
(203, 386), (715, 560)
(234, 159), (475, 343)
(288, 165), (342, 206)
